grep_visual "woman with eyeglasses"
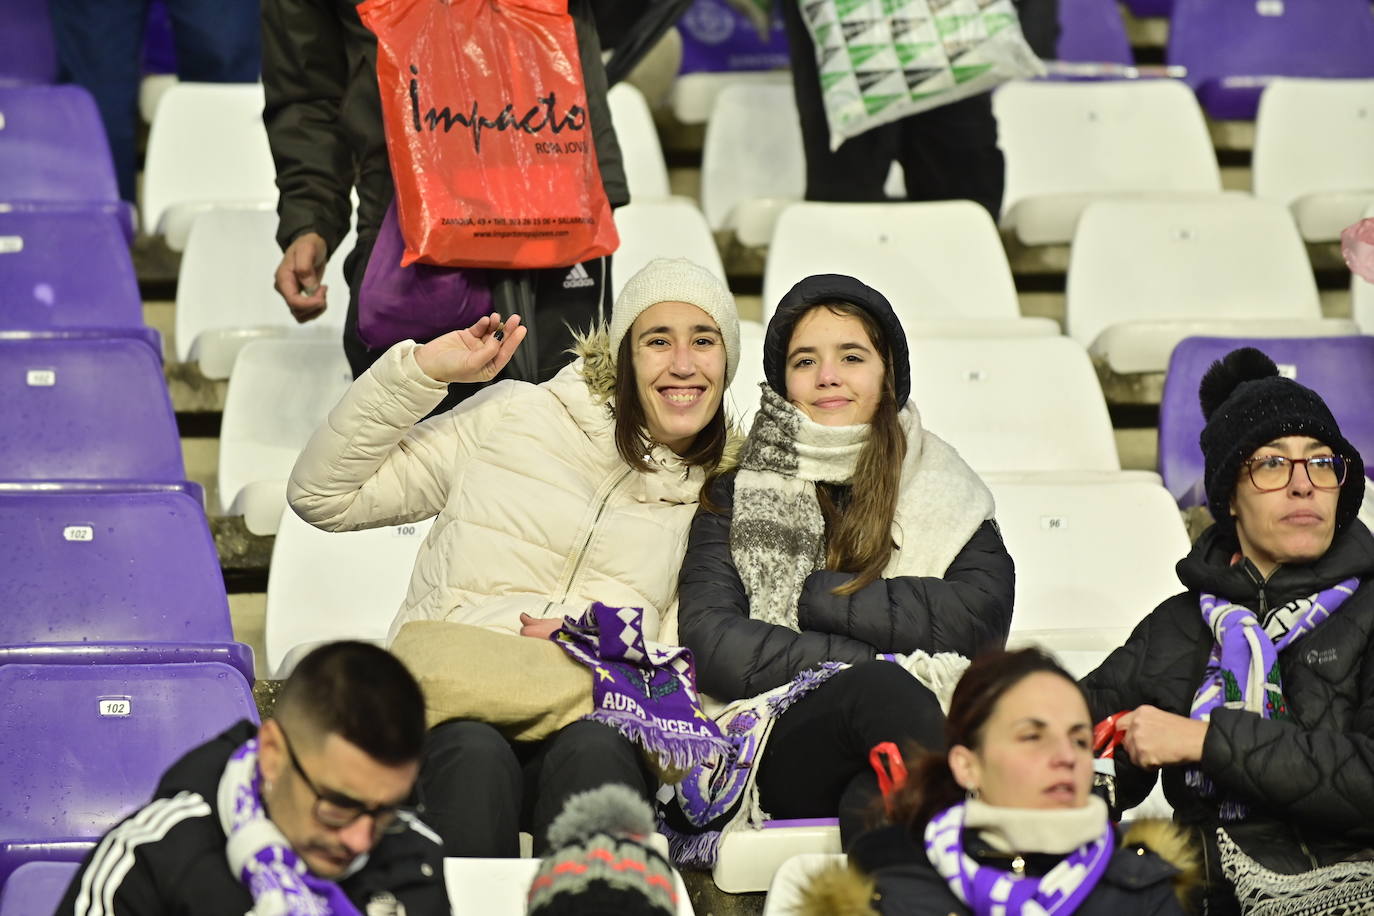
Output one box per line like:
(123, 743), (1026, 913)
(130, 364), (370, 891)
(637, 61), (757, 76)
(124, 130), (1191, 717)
(1082, 347), (1374, 915)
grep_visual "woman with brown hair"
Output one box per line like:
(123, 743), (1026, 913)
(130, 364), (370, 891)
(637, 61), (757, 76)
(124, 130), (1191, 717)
(800, 648), (1194, 915)
(669, 274), (1014, 861)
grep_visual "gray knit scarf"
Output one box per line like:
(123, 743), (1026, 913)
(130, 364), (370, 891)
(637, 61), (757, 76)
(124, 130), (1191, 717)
(730, 386), (873, 630)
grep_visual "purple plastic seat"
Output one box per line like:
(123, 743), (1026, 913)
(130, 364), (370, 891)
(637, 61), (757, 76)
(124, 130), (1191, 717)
(0, 662), (258, 886)
(0, 338), (184, 485)
(0, 861), (79, 915)
(0, 86), (134, 240)
(1056, 0), (1133, 67)
(0, 489), (253, 681)
(1160, 336), (1374, 507)
(1122, 0), (1171, 18)
(0, 0), (58, 85)
(1168, 0), (1374, 120)
(0, 211), (160, 355)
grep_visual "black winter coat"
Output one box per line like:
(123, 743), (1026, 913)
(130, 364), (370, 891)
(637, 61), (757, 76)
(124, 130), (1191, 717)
(54, 721), (449, 916)
(843, 822), (1187, 916)
(678, 472), (1015, 701)
(1081, 521), (1374, 911)
(260, 0), (629, 259)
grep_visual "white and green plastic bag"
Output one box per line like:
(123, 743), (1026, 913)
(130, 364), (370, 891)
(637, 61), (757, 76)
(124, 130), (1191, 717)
(800, 0), (1044, 149)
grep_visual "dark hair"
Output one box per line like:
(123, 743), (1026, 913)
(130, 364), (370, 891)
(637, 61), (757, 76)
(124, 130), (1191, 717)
(889, 648), (1087, 829)
(612, 331), (728, 473)
(274, 641), (426, 766)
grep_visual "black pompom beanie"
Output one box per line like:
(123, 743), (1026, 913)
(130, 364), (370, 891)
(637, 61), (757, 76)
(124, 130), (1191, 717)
(1199, 346), (1364, 542)
(763, 274), (911, 405)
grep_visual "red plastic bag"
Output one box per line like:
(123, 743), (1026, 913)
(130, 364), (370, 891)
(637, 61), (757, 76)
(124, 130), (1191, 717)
(359, 0), (619, 270)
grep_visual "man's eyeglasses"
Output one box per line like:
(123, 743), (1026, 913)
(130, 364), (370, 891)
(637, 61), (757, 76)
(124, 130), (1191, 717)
(278, 727), (411, 836)
(1243, 454), (1348, 492)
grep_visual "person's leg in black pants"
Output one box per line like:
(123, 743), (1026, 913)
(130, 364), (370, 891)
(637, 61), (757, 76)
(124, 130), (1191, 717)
(418, 719), (523, 858)
(895, 92), (1006, 219)
(520, 719), (655, 855)
(755, 661), (946, 846)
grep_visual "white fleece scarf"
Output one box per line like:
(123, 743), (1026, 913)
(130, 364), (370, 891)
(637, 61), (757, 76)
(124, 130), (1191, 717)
(730, 385), (995, 631)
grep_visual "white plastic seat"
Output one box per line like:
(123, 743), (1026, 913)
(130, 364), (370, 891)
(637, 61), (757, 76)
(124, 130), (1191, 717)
(141, 82), (278, 250)
(175, 208), (352, 378)
(611, 199), (726, 301)
(761, 853), (847, 916)
(701, 83), (804, 247)
(218, 339), (353, 533)
(910, 337), (1120, 474)
(1066, 196), (1356, 374)
(994, 79), (1222, 245)
(671, 69), (792, 125)
(726, 319), (766, 433)
(444, 851), (694, 914)
(1253, 79), (1374, 242)
(713, 819), (842, 894)
(264, 511), (433, 677)
(991, 479), (1190, 645)
(1354, 203), (1374, 333)
(608, 82), (672, 201)
(761, 200), (1057, 339)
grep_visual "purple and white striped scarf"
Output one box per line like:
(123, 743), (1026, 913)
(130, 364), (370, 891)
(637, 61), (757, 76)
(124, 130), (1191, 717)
(553, 602), (730, 773)
(217, 738), (362, 916)
(1186, 576), (1359, 820)
(924, 802), (1114, 916)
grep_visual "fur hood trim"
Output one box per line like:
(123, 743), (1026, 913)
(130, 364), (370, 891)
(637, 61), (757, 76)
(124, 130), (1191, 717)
(571, 324), (617, 402)
(798, 861), (878, 916)
(1121, 818), (1201, 908)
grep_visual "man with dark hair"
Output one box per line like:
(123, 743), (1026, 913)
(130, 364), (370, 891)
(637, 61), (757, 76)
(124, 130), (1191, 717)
(54, 642), (449, 915)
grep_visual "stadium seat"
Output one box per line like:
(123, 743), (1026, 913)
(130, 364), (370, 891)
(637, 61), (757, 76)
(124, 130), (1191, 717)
(444, 853), (695, 914)
(1168, 0), (1374, 121)
(0, 338), (186, 486)
(701, 82), (804, 247)
(219, 339), (353, 533)
(1252, 79), (1374, 243)
(760, 853), (847, 916)
(0, 210), (159, 355)
(994, 79), (1222, 245)
(1066, 196), (1356, 375)
(0, 0), (58, 85)
(0, 662), (257, 886)
(671, 70), (792, 126)
(141, 82), (277, 250)
(714, 818), (842, 894)
(265, 511), (434, 677)
(762, 200), (1058, 338)
(1159, 336), (1374, 507)
(0, 85), (133, 239)
(990, 478), (1190, 649)
(610, 199), (727, 302)
(0, 489), (252, 680)
(910, 337), (1122, 475)
(1055, 0), (1132, 67)
(1120, 0), (1170, 17)
(726, 319), (766, 433)
(175, 208), (352, 379)
(0, 861), (79, 915)
(608, 82), (672, 201)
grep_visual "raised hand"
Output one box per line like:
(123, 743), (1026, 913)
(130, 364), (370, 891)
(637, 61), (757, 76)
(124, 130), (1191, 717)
(414, 313), (527, 384)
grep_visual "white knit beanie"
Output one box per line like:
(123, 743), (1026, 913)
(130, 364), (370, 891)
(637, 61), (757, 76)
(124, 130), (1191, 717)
(609, 258), (741, 386)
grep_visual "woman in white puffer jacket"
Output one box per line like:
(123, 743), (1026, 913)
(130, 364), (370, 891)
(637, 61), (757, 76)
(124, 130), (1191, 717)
(288, 258), (740, 858)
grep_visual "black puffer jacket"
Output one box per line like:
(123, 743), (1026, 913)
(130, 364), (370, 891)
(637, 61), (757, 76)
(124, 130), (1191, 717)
(1081, 521), (1374, 909)
(678, 472), (1014, 701)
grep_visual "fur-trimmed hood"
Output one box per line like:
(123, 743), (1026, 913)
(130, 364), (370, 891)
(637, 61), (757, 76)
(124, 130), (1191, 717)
(797, 819), (1199, 916)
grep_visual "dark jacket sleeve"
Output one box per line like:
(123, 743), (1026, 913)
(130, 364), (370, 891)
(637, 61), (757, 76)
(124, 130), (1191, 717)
(678, 475), (879, 701)
(794, 520), (1014, 657)
(1200, 639), (1374, 832)
(261, 0), (356, 254)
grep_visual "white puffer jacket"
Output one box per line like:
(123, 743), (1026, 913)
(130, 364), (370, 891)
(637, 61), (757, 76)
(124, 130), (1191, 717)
(287, 337), (708, 644)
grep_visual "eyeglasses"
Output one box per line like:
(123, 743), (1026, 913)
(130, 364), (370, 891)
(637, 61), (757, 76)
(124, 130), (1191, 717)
(1243, 454), (1348, 492)
(278, 727), (411, 835)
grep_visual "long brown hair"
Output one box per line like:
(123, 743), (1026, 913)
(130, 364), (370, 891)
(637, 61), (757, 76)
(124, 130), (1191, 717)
(612, 332), (728, 473)
(888, 648), (1088, 830)
(810, 301), (905, 595)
